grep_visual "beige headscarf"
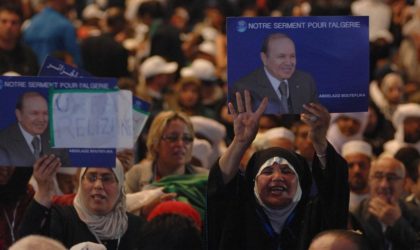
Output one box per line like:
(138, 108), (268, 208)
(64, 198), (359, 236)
(73, 159), (128, 240)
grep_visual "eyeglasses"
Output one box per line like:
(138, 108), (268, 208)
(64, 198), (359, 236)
(370, 172), (403, 183)
(161, 134), (194, 144)
(83, 173), (117, 185)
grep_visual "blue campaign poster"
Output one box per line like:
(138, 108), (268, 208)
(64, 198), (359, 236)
(227, 16), (369, 114)
(0, 76), (117, 167)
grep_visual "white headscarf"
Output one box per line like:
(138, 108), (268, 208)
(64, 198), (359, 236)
(327, 112), (369, 153)
(73, 159), (128, 240)
(253, 156), (302, 234)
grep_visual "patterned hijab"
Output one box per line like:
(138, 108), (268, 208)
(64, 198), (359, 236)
(73, 160), (128, 240)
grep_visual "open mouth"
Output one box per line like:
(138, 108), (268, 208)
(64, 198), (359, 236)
(269, 186), (287, 194)
(91, 194), (106, 201)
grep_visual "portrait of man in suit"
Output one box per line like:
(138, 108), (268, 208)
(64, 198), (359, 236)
(229, 33), (318, 114)
(0, 91), (70, 166)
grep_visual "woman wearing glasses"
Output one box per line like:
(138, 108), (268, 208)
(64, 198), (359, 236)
(125, 111), (208, 194)
(18, 158), (144, 250)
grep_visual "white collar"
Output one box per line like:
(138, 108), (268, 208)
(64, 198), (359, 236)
(18, 123), (40, 153)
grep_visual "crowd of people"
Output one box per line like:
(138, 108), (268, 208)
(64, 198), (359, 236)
(1, 0), (420, 249)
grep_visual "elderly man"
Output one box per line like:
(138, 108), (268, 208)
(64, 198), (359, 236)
(351, 156), (420, 249)
(229, 33), (318, 114)
(0, 91), (70, 166)
(342, 140), (373, 212)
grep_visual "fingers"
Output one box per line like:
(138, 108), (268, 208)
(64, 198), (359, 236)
(160, 192), (177, 202)
(34, 154), (61, 177)
(301, 103), (330, 125)
(244, 90), (252, 112)
(255, 97), (268, 117)
(236, 91), (244, 113)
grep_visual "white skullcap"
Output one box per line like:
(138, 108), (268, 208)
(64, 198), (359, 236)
(140, 56), (178, 79)
(330, 112), (369, 133)
(192, 138), (212, 168)
(342, 140), (373, 158)
(2, 71), (20, 76)
(263, 127), (295, 143)
(370, 29), (394, 43)
(180, 59), (217, 82)
(190, 116), (226, 146)
(201, 27), (218, 41)
(392, 103), (420, 128)
(402, 15), (420, 36)
(82, 4), (104, 20)
(198, 41), (216, 56)
(392, 103), (420, 142)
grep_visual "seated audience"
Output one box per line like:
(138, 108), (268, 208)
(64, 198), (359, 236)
(350, 156), (420, 249)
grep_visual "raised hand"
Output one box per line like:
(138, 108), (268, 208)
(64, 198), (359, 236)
(33, 154), (62, 207)
(219, 90), (267, 184)
(368, 196), (402, 226)
(301, 103), (330, 155)
(228, 90), (268, 147)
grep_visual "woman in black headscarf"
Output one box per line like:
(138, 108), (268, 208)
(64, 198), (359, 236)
(0, 165), (33, 250)
(207, 91), (349, 250)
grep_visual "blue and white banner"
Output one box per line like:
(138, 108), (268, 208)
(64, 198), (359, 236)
(227, 16), (369, 114)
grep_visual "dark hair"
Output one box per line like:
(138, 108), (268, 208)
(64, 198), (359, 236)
(106, 7), (126, 34)
(137, 0), (164, 19)
(395, 146), (420, 182)
(261, 33), (294, 54)
(0, 2), (23, 21)
(311, 229), (371, 250)
(138, 214), (203, 250)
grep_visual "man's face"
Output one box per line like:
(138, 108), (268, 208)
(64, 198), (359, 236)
(345, 153), (371, 194)
(256, 163), (298, 209)
(261, 37), (296, 80)
(0, 10), (21, 45)
(369, 158), (404, 203)
(403, 116), (420, 144)
(16, 95), (48, 136)
(336, 116), (361, 137)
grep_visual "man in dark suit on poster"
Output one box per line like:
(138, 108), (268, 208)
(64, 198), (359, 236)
(0, 91), (70, 166)
(229, 33), (318, 114)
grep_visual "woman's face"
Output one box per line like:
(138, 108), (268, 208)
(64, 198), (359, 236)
(81, 168), (119, 215)
(179, 84), (200, 108)
(256, 163), (298, 209)
(157, 119), (193, 173)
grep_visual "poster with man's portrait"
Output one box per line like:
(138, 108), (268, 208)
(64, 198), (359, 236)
(227, 16), (369, 114)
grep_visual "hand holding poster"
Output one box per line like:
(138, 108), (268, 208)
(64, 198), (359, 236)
(227, 16), (369, 114)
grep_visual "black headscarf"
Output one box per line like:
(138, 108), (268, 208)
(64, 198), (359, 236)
(245, 147), (312, 203)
